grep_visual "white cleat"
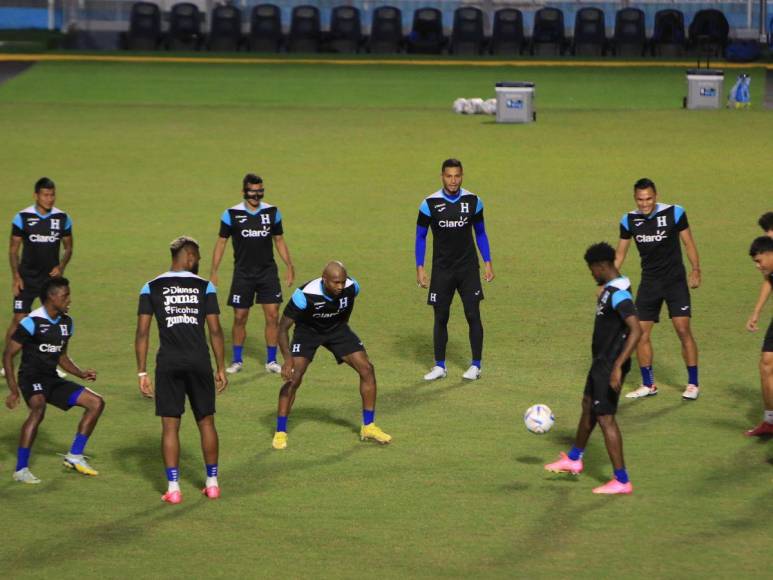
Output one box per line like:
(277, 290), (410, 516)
(265, 361), (282, 374)
(225, 361), (243, 374)
(423, 366), (447, 381)
(13, 467), (41, 484)
(0, 367), (5, 377)
(462, 365), (481, 380)
(682, 384), (700, 401)
(625, 385), (658, 399)
(56, 368), (67, 378)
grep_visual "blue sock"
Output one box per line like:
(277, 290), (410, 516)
(687, 365), (698, 386)
(472, 359), (481, 369)
(277, 416), (288, 432)
(567, 446), (584, 461)
(206, 464), (218, 478)
(166, 467), (179, 482)
(614, 467), (629, 484)
(267, 345), (278, 364)
(435, 360), (446, 369)
(16, 447), (31, 471)
(69, 432), (89, 455)
(640, 366), (654, 386)
(233, 345), (243, 364)
(363, 409), (375, 425)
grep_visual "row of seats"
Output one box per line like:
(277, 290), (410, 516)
(123, 2), (732, 57)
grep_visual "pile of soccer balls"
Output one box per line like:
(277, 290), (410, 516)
(452, 98), (497, 115)
(524, 404), (554, 434)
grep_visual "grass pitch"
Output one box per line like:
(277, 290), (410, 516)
(0, 59), (771, 578)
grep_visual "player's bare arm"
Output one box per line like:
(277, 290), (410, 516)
(679, 228), (701, 288)
(209, 236), (228, 287)
(50, 234), (73, 277)
(747, 280), (772, 332)
(3, 338), (23, 409)
(206, 313), (228, 393)
(277, 314), (295, 380)
(273, 235), (295, 286)
(483, 261), (495, 282)
(9, 235), (23, 294)
(57, 348), (96, 381)
(610, 314), (642, 392)
(614, 238), (631, 271)
(416, 265), (429, 288)
(134, 313), (154, 398)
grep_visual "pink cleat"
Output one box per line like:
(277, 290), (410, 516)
(745, 421), (773, 437)
(544, 452), (584, 475)
(202, 486), (220, 499)
(592, 479), (633, 495)
(161, 490), (182, 504)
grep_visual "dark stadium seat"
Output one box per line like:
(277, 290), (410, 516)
(167, 2), (203, 51)
(688, 9), (730, 57)
(531, 7), (565, 56)
(368, 6), (403, 54)
(406, 7), (445, 54)
(572, 7), (606, 56)
(652, 9), (686, 56)
(287, 5), (321, 53)
(248, 4), (282, 52)
(327, 6), (362, 53)
(612, 8), (646, 56)
(124, 2), (162, 51)
(450, 7), (485, 55)
(490, 8), (524, 55)
(208, 4), (242, 52)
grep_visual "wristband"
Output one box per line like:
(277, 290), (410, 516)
(137, 372), (148, 377)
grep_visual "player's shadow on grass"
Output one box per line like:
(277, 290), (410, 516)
(0, 427), (57, 458)
(111, 441), (200, 492)
(396, 331), (469, 371)
(257, 406), (359, 435)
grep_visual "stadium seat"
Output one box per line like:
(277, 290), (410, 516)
(248, 4), (282, 52)
(327, 6), (362, 53)
(208, 4), (242, 52)
(490, 8), (524, 55)
(572, 7), (606, 56)
(688, 9), (729, 57)
(531, 7), (565, 56)
(287, 5), (321, 53)
(368, 6), (403, 54)
(652, 9), (686, 56)
(406, 7), (445, 54)
(124, 2), (162, 51)
(167, 2), (203, 51)
(450, 7), (485, 55)
(612, 7), (646, 57)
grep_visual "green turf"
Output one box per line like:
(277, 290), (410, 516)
(0, 61), (771, 578)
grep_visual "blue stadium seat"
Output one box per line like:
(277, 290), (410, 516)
(368, 6), (403, 54)
(167, 2), (203, 51)
(490, 8), (524, 55)
(209, 4), (242, 52)
(125, 2), (162, 51)
(612, 7), (646, 57)
(531, 7), (565, 56)
(328, 6), (362, 53)
(287, 5), (321, 53)
(573, 7), (606, 56)
(248, 4), (282, 52)
(450, 7), (485, 55)
(407, 7), (445, 54)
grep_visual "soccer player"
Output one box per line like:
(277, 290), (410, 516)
(745, 235), (773, 436)
(3, 277), (104, 484)
(210, 174), (294, 376)
(745, 212), (773, 334)
(4, 177), (73, 379)
(135, 237), (228, 504)
(271, 261), (391, 450)
(614, 178), (702, 400)
(415, 159), (494, 381)
(544, 243), (641, 495)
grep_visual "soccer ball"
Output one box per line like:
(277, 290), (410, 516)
(524, 404), (554, 434)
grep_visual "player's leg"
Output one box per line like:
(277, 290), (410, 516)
(425, 271), (453, 380)
(459, 269), (484, 379)
(196, 415), (220, 497)
(61, 386), (105, 476)
(261, 303), (281, 373)
(187, 368), (220, 497)
(545, 377), (596, 474)
(341, 348), (391, 444)
(746, 345), (773, 436)
(13, 392), (46, 483)
(161, 416), (183, 503)
(665, 278), (699, 399)
(592, 362), (632, 494)
(228, 307), (250, 373)
(628, 279), (661, 398)
(273, 356), (311, 449)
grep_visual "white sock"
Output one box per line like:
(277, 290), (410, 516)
(206, 476), (219, 488)
(764, 410), (773, 424)
(167, 481), (180, 493)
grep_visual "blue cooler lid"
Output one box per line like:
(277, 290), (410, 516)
(496, 82), (535, 88)
(685, 69), (724, 77)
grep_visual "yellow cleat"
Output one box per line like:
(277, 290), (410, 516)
(272, 431), (288, 450)
(360, 423), (392, 444)
(63, 454), (99, 476)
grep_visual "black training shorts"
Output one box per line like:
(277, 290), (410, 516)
(227, 265), (282, 308)
(155, 364), (216, 420)
(763, 318), (773, 353)
(427, 267), (483, 308)
(290, 324), (365, 364)
(19, 374), (84, 411)
(12, 277), (45, 314)
(583, 357), (631, 416)
(636, 275), (691, 323)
